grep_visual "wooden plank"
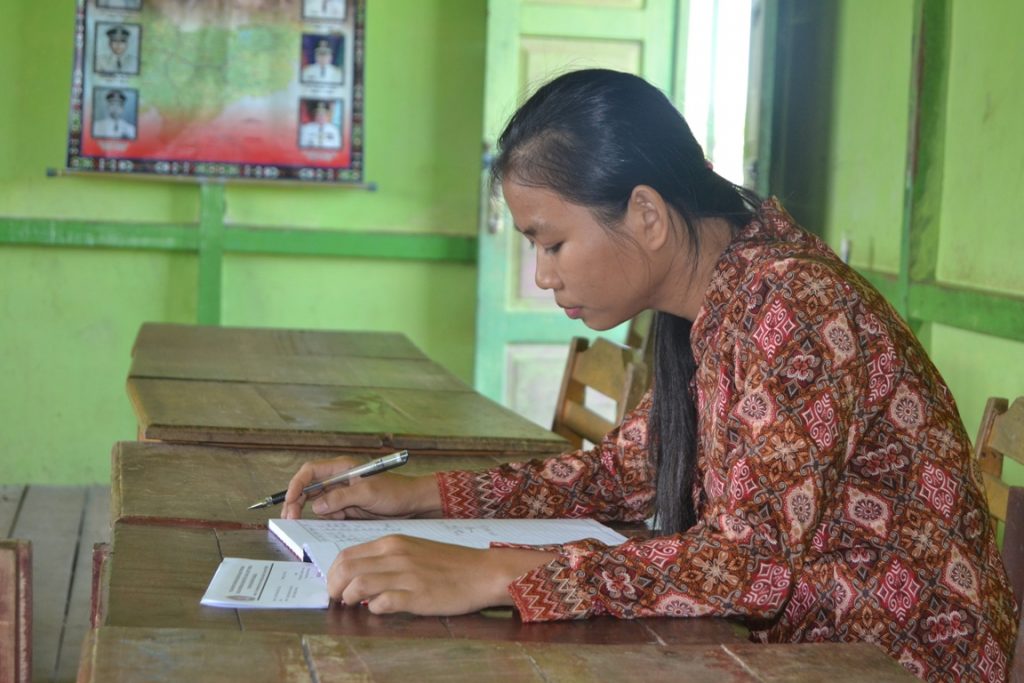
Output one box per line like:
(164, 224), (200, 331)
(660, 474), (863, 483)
(103, 524), (237, 631)
(132, 323), (426, 360)
(129, 379), (568, 455)
(10, 486), (87, 682)
(79, 627), (311, 683)
(443, 608), (658, 645)
(130, 353), (469, 391)
(0, 486), (25, 536)
(111, 441), (508, 529)
(0, 540), (31, 683)
(724, 641), (917, 682)
(519, 639), (750, 682)
(76, 628), (918, 682)
(641, 616), (749, 646)
(90, 544), (110, 629)
(307, 635), (552, 682)
(53, 486), (110, 683)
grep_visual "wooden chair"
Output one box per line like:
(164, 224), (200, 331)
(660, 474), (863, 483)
(0, 539), (31, 683)
(552, 336), (650, 450)
(974, 397), (1024, 681)
(625, 309), (655, 364)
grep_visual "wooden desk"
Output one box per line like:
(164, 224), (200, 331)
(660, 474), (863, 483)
(97, 522), (744, 646)
(110, 441), (517, 528)
(127, 323), (568, 457)
(78, 626), (918, 682)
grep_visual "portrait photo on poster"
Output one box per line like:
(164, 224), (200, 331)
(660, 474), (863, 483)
(298, 98), (343, 150)
(94, 22), (141, 75)
(92, 87), (138, 140)
(96, 0), (142, 9)
(300, 34), (344, 85)
(302, 0), (347, 22)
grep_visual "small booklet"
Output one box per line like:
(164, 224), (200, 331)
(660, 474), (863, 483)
(200, 557), (329, 609)
(268, 517), (629, 574)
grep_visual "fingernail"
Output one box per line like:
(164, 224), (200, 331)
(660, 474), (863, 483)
(313, 500), (326, 514)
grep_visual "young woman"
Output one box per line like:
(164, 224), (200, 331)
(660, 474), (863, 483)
(283, 69), (1016, 681)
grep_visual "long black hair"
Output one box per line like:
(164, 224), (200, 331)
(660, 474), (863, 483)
(492, 69), (760, 534)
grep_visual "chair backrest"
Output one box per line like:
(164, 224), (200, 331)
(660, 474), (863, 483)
(552, 336), (650, 450)
(0, 539), (32, 683)
(974, 397), (1024, 682)
(625, 309), (655, 365)
(976, 397), (1024, 597)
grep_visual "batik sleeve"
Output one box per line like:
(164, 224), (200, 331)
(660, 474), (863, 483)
(436, 391), (657, 523)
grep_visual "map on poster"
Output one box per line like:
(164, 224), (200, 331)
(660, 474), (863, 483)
(66, 0), (365, 183)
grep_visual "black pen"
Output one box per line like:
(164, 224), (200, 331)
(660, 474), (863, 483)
(247, 450), (409, 510)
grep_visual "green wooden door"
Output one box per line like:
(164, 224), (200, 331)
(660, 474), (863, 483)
(474, 0), (687, 427)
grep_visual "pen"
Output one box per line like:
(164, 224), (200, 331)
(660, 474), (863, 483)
(247, 450), (409, 510)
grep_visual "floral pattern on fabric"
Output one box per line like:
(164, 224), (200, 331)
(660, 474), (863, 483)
(435, 199), (1017, 682)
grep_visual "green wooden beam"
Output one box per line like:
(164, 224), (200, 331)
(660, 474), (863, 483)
(196, 183), (225, 325)
(224, 227), (476, 262)
(0, 216), (478, 263)
(0, 218), (197, 251)
(899, 0), (951, 322)
(909, 283), (1024, 343)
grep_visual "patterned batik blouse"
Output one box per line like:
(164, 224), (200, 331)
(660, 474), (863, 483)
(436, 199), (1018, 682)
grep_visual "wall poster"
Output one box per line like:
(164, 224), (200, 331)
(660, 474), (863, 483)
(67, 0), (366, 184)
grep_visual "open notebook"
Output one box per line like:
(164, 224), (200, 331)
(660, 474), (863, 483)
(201, 518), (628, 609)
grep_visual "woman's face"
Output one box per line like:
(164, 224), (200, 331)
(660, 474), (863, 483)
(502, 179), (651, 331)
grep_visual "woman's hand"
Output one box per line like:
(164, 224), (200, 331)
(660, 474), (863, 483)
(326, 535), (556, 615)
(282, 456), (442, 521)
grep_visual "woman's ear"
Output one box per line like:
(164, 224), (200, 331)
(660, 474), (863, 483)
(626, 185), (671, 251)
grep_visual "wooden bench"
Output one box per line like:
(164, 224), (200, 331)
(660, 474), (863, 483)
(0, 539), (31, 683)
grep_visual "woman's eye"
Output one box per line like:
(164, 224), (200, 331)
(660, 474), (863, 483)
(544, 242), (562, 254)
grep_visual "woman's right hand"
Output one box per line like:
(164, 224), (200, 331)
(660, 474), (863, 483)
(281, 456), (443, 521)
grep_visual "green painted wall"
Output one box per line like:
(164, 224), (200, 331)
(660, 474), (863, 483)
(822, 1), (1024, 476)
(936, 1), (1024, 295)
(1, 0), (486, 483)
(823, 0), (912, 275)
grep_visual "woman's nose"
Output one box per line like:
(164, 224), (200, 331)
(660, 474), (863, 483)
(534, 251), (561, 291)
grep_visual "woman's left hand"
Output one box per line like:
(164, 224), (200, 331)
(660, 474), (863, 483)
(326, 535), (556, 616)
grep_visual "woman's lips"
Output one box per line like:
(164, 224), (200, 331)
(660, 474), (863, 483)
(563, 306), (582, 319)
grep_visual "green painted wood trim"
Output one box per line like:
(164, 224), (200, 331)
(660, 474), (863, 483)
(0, 218), (198, 251)
(752, 0), (778, 198)
(224, 227), (476, 262)
(899, 0), (951, 319)
(196, 183), (225, 325)
(907, 0), (949, 285)
(0, 216), (477, 263)
(909, 283), (1024, 342)
(519, 5), (652, 39)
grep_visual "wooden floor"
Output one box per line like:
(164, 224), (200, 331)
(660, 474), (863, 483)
(1, 485), (110, 683)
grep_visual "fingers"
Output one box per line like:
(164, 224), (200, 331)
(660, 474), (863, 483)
(326, 536), (413, 603)
(281, 457), (359, 520)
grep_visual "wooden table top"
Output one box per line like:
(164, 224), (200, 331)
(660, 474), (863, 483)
(78, 626), (918, 682)
(132, 323), (429, 362)
(127, 323), (568, 457)
(110, 441), (520, 528)
(97, 521), (743, 646)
